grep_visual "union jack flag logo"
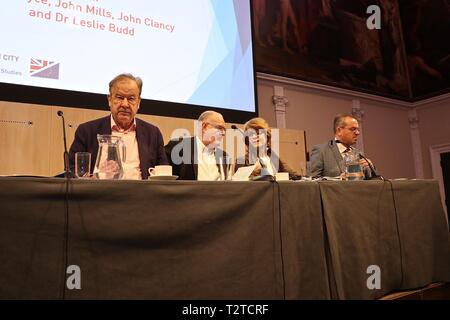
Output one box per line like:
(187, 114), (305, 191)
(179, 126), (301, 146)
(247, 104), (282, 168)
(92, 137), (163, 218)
(29, 59), (60, 79)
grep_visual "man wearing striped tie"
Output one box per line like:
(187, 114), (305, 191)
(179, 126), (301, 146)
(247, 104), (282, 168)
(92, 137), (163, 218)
(308, 113), (377, 179)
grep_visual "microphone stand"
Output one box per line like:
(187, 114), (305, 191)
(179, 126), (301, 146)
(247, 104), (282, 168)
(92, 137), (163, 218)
(230, 125), (243, 180)
(359, 152), (384, 180)
(336, 139), (383, 180)
(57, 110), (71, 300)
(57, 110), (71, 178)
(252, 154), (275, 182)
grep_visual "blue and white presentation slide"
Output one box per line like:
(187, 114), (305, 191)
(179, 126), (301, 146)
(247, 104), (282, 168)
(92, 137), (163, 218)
(0, 0), (256, 112)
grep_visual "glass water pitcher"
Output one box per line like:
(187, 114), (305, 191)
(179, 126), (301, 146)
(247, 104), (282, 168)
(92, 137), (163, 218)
(94, 134), (126, 180)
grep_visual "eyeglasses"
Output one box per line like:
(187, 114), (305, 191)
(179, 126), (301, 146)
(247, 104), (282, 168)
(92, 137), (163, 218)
(206, 122), (226, 132)
(246, 130), (267, 138)
(342, 126), (360, 133)
(112, 95), (139, 106)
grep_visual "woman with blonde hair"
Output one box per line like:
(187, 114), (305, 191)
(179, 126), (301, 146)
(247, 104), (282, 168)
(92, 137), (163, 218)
(236, 117), (301, 180)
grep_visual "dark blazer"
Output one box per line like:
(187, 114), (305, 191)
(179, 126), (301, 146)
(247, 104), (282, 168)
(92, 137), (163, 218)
(68, 115), (168, 179)
(165, 136), (229, 180)
(309, 139), (374, 179)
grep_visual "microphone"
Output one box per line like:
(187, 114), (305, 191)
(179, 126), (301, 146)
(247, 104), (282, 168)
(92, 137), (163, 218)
(358, 152), (384, 180)
(231, 124), (249, 150)
(231, 124), (244, 135)
(229, 125), (244, 180)
(336, 140), (383, 180)
(57, 110), (71, 178)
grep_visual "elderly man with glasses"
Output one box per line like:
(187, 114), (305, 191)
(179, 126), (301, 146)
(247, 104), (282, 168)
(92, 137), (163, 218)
(165, 110), (230, 180)
(308, 113), (377, 179)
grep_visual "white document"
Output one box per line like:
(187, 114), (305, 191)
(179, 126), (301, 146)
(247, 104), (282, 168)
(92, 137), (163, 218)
(231, 164), (257, 181)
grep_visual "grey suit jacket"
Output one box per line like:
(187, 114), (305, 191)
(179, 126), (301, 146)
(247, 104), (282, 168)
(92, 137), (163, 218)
(308, 139), (373, 179)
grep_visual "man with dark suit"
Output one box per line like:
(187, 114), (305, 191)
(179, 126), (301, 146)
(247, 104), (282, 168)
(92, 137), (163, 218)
(309, 113), (376, 179)
(69, 73), (168, 180)
(165, 111), (229, 180)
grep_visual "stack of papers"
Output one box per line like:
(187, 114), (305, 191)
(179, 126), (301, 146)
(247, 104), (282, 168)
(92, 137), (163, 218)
(231, 164), (256, 181)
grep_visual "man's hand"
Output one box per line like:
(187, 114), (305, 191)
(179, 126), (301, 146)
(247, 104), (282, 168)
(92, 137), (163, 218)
(99, 160), (120, 173)
(359, 158), (372, 169)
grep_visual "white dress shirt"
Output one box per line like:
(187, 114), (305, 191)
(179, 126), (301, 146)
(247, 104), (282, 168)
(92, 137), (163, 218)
(110, 115), (142, 180)
(196, 136), (220, 181)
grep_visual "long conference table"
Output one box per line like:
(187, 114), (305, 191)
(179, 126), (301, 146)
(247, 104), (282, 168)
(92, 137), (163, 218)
(0, 177), (449, 299)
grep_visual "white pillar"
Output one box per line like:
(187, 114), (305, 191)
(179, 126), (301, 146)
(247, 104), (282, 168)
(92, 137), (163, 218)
(273, 86), (288, 129)
(351, 99), (365, 153)
(408, 109), (424, 178)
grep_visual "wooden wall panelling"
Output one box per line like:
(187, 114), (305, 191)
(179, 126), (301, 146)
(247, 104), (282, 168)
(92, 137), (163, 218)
(0, 102), (52, 176)
(278, 128), (307, 175)
(0, 101), (308, 177)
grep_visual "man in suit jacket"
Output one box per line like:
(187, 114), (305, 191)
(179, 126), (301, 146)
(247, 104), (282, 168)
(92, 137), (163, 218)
(309, 113), (377, 179)
(69, 73), (168, 180)
(165, 111), (229, 180)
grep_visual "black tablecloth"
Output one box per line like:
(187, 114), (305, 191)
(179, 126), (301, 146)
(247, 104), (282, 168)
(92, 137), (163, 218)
(0, 178), (448, 299)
